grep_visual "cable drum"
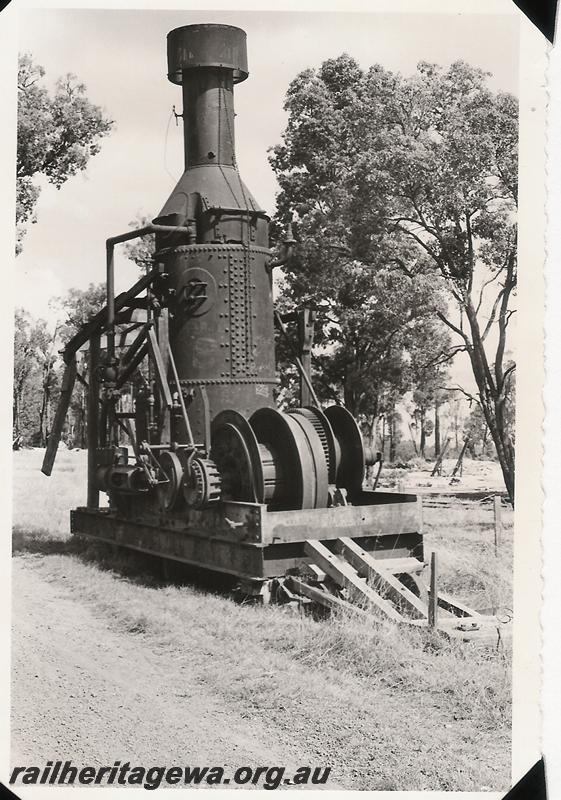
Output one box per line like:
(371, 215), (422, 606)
(287, 410), (329, 509)
(323, 405), (366, 498)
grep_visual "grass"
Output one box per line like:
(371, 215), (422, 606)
(12, 448), (513, 791)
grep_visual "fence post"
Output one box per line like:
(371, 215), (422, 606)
(428, 552), (438, 629)
(494, 495), (503, 556)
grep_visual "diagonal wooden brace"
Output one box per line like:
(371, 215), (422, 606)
(304, 539), (405, 623)
(41, 356), (77, 476)
(147, 327), (172, 408)
(336, 537), (428, 620)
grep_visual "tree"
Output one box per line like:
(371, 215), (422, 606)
(55, 283), (107, 344)
(408, 325), (451, 458)
(13, 309), (55, 444)
(37, 320), (61, 446)
(17, 53), (113, 253)
(270, 56), (517, 502)
(464, 403), (491, 458)
(273, 258), (450, 454)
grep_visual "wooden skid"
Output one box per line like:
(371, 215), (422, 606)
(285, 576), (369, 617)
(303, 540), (405, 622)
(294, 537), (510, 646)
(335, 537), (428, 620)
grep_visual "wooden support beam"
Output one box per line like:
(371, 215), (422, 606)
(437, 590), (482, 619)
(303, 539), (405, 622)
(41, 356), (77, 476)
(336, 537), (428, 620)
(87, 335), (100, 509)
(303, 562), (327, 583)
(63, 268), (158, 362)
(371, 556), (427, 576)
(286, 576), (369, 617)
(147, 327), (172, 408)
(428, 552), (438, 629)
(494, 495), (503, 556)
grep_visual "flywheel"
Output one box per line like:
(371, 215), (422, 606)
(156, 450), (184, 511)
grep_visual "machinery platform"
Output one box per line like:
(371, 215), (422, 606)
(71, 491), (422, 582)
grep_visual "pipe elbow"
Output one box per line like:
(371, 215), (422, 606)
(267, 224), (296, 272)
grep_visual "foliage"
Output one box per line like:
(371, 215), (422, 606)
(13, 308), (58, 445)
(463, 403), (491, 458)
(16, 53), (113, 253)
(13, 284), (108, 447)
(270, 56), (517, 501)
(123, 213), (155, 273)
(55, 282), (107, 344)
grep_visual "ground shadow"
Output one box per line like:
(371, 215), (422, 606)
(12, 525), (238, 597)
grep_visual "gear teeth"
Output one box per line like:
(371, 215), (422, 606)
(184, 457), (222, 508)
(290, 408), (330, 478)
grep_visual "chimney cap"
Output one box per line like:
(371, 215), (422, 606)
(167, 24), (248, 85)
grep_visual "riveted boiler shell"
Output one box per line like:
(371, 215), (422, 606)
(166, 243), (276, 445)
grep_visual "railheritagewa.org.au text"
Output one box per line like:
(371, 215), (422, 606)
(10, 761), (332, 790)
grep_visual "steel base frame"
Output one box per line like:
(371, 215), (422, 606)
(70, 490), (423, 582)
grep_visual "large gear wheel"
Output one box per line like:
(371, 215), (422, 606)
(291, 406), (336, 483)
(287, 409), (329, 509)
(182, 457), (221, 509)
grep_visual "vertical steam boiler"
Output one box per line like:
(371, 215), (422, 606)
(43, 23), (430, 608)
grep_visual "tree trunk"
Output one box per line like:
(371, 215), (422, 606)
(407, 422), (418, 457)
(389, 415), (397, 462)
(13, 392), (20, 437)
(453, 404), (459, 452)
(434, 401), (441, 459)
(419, 410), (426, 459)
(39, 379), (49, 446)
(463, 299), (515, 504)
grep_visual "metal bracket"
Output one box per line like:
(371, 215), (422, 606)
(172, 105), (184, 125)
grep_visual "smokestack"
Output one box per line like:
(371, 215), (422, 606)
(154, 23), (275, 447)
(167, 24), (248, 170)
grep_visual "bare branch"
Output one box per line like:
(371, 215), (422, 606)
(420, 344), (468, 370)
(436, 311), (472, 347)
(438, 384), (479, 405)
(475, 266), (505, 315)
(495, 249), (516, 387)
(481, 286), (507, 341)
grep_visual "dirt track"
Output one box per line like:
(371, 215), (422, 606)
(10, 449), (512, 792)
(11, 550), (510, 792)
(11, 556), (312, 778)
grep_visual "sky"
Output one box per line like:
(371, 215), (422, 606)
(14, 9), (519, 393)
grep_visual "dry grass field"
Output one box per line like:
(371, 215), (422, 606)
(11, 448), (513, 791)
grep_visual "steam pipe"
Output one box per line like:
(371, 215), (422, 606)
(105, 224), (191, 368)
(267, 223), (296, 271)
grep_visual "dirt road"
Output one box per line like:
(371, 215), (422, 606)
(11, 556), (313, 780)
(10, 443), (512, 794)
(11, 548), (510, 792)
